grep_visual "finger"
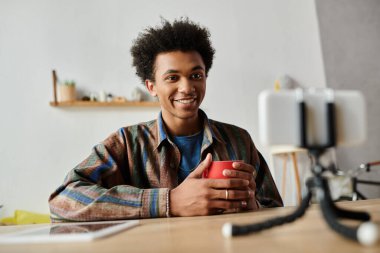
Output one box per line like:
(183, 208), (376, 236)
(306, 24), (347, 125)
(208, 200), (246, 211)
(210, 208), (225, 215)
(213, 189), (251, 200)
(246, 196), (260, 210)
(249, 178), (256, 191)
(188, 153), (212, 179)
(233, 163), (257, 180)
(222, 169), (252, 181)
(233, 162), (257, 177)
(206, 178), (249, 189)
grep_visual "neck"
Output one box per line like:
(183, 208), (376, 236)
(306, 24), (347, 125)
(162, 111), (203, 136)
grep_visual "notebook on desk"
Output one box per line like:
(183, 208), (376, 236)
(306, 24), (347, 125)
(0, 220), (139, 244)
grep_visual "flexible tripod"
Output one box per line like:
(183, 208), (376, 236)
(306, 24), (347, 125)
(222, 149), (378, 245)
(222, 90), (379, 245)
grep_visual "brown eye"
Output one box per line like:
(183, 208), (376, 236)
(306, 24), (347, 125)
(165, 75), (178, 82)
(191, 73), (203, 80)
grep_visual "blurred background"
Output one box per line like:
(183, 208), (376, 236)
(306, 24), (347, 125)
(0, 0), (379, 218)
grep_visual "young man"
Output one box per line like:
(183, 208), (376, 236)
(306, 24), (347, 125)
(49, 18), (282, 222)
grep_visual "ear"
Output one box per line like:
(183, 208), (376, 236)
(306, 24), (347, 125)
(145, 79), (157, 97)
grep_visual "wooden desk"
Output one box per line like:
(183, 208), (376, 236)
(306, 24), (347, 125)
(1, 199), (380, 253)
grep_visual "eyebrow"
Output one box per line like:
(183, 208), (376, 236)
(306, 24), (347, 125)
(162, 65), (205, 76)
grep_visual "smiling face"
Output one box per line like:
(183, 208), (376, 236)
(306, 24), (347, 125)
(145, 51), (206, 135)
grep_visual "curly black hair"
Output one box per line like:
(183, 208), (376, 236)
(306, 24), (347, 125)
(130, 18), (215, 84)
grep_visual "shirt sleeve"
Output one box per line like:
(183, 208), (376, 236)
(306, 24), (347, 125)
(48, 129), (168, 222)
(251, 145), (283, 208)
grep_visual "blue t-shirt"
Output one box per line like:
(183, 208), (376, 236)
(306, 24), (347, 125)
(172, 130), (203, 184)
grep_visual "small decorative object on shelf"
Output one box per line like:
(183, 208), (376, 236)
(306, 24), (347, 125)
(50, 70), (160, 108)
(131, 87), (144, 101)
(113, 96), (127, 103)
(98, 90), (107, 102)
(58, 80), (76, 102)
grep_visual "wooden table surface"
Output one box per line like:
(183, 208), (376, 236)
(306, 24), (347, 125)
(1, 199), (380, 253)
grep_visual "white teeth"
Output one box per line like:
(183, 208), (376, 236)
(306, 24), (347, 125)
(174, 98), (196, 104)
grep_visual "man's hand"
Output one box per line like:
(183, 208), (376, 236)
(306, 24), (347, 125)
(169, 154), (253, 217)
(222, 161), (259, 210)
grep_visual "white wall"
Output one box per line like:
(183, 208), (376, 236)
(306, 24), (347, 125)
(316, 0), (380, 197)
(0, 0), (325, 217)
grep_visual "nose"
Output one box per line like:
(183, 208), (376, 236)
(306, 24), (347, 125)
(178, 78), (195, 93)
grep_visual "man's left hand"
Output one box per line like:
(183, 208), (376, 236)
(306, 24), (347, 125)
(222, 161), (259, 210)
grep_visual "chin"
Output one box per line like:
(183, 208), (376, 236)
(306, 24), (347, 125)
(177, 111), (198, 119)
(173, 108), (199, 120)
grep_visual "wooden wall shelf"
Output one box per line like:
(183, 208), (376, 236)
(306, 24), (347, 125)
(49, 101), (160, 107)
(50, 70), (160, 108)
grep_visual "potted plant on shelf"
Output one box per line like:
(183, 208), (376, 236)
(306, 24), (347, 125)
(58, 80), (76, 102)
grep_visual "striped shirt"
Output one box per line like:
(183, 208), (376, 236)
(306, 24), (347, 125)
(49, 110), (283, 222)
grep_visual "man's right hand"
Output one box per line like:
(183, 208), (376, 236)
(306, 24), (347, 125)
(169, 153), (252, 216)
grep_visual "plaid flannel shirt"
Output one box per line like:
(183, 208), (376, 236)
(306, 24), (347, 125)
(49, 110), (283, 222)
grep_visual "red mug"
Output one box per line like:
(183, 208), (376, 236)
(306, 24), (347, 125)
(202, 160), (243, 179)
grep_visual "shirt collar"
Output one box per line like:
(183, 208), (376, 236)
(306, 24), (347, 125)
(156, 111), (168, 148)
(155, 109), (225, 150)
(199, 109), (225, 145)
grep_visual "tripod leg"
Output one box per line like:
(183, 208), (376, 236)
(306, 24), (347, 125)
(327, 197), (370, 221)
(317, 178), (378, 245)
(223, 191), (312, 237)
(356, 190), (367, 200)
(323, 178), (370, 221)
(319, 189), (357, 240)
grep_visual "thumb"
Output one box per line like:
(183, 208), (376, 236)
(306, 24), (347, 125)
(188, 153), (212, 179)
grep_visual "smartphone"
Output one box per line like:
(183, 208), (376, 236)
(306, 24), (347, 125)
(258, 89), (366, 147)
